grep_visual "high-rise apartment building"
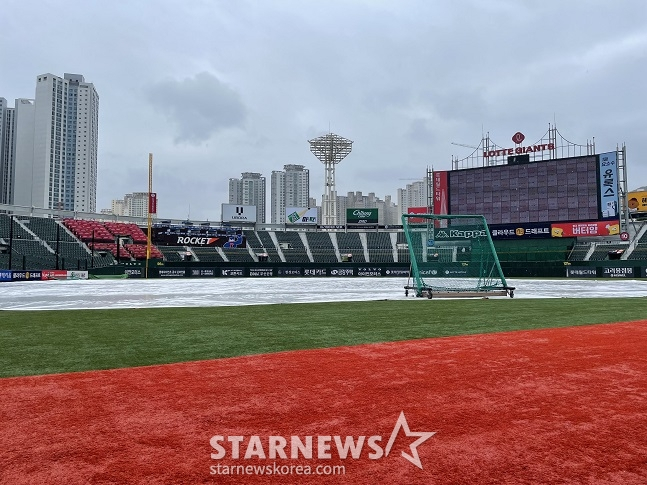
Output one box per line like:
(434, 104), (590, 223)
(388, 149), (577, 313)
(339, 191), (399, 225)
(270, 164), (310, 223)
(397, 177), (430, 215)
(0, 98), (15, 204)
(104, 193), (151, 218)
(228, 172), (266, 223)
(12, 73), (99, 212)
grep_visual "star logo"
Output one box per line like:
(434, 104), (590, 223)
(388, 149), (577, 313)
(384, 411), (436, 469)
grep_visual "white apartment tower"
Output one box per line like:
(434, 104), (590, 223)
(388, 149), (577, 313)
(12, 73), (99, 212)
(397, 177), (430, 215)
(270, 164), (310, 224)
(229, 172), (266, 223)
(0, 98), (16, 204)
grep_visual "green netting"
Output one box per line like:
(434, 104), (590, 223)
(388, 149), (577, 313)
(402, 214), (510, 296)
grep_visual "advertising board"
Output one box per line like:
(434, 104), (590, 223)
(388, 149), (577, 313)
(221, 268), (244, 277)
(628, 191), (647, 214)
(152, 229), (246, 248)
(346, 208), (378, 225)
(158, 269), (186, 278)
(566, 267), (597, 278)
(221, 204), (257, 223)
(11, 271), (42, 281)
(551, 220), (620, 237)
(433, 171), (449, 216)
(406, 206), (430, 224)
(286, 207), (318, 225)
(42, 270), (68, 280)
(601, 267), (634, 278)
(598, 152), (619, 220)
(190, 268), (216, 277)
(277, 267), (302, 276)
(357, 267), (382, 276)
(490, 222), (552, 239)
(249, 268), (274, 277)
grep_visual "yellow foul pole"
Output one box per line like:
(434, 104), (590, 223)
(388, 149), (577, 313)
(146, 153), (153, 278)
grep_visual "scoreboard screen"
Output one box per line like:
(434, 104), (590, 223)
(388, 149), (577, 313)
(446, 155), (606, 224)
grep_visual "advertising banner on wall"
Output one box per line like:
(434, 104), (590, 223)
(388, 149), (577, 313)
(551, 220), (620, 237)
(566, 267), (597, 278)
(346, 208), (378, 225)
(42, 270), (69, 280)
(433, 171), (449, 215)
(11, 271), (43, 281)
(286, 207), (318, 224)
(148, 192), (157, 215)
(0, 270), (12, 281)
(601, 267), (634, 278)
(598, 152), (619, 220)
(628, 191), (647, 214)
(221, 204), (257, 223)
(490, 222), (552, 239)
(152, 231), (246, 248)
(407, 206), (430, 224)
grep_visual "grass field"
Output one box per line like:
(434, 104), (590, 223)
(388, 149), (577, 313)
(2, 297), (647, 377)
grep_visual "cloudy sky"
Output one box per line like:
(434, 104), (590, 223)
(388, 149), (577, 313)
(2, 0), (646, 220)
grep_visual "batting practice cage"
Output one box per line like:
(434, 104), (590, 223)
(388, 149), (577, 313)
(401, 213), (514, 299)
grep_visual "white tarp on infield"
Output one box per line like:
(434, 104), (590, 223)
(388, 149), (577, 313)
(1, 277), (646, 310)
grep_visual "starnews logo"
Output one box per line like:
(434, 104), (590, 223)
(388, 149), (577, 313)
(209, 411), (436, 476)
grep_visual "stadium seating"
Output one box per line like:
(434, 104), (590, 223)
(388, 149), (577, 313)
(104, 222), (148, 243)
(336, 232), (366, 263)
(158, 246), (188, 262)
(494, 239), (574, 263)
(305, 232), (338, 262)
(17, 216), (77, 242)
(365, 232), (395, 263)
(63, 219), (114, 242)
(567, 242), (593, 261)
(255, 231), (282, 262)
(191, 247), (225, 262)
(588, 243), (630, 262)
(87, 243), (133, 260)
(124, 243), (164, 260)
(396, 231), (410, 263)
(222, 247), (255, 262)
(0, 214), (33, 240)
(629, 244), (647, 260)
(273, 231), (311, 263)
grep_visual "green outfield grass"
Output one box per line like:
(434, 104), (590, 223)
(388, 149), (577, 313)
(2, 298), (647, 378)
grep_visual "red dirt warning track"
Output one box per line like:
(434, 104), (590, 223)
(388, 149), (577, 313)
(1, 321), (647, 484)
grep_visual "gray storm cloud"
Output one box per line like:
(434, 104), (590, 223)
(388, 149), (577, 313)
(146, 72), (246, 144)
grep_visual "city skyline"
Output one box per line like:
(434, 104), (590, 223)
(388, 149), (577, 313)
(1, 73), (99, 213)
(1, 1), (645, 220)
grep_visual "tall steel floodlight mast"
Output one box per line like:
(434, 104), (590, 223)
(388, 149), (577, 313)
(308, 133), (353, 225)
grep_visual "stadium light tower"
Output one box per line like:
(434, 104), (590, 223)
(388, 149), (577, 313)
(308, 133), (353, 225)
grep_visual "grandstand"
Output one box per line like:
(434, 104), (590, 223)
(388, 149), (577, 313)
(2, 212), (647, 276)
(588, 243), (630, 262)
(254, 231), (283, 263)
(221, 247), (255, 262)
(336, 232), (366, 262)
(191, 247), (225, 262)
(274, 231), (311, 263)
(304, 232), (338, 263)
(158, 246), (189, 262)
(396, 232), (410, 264)
(567, 242), (592, 262)
(365, 232), (395, 263)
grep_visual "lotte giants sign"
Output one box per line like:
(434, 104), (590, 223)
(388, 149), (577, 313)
(483, 132), (555, 158)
